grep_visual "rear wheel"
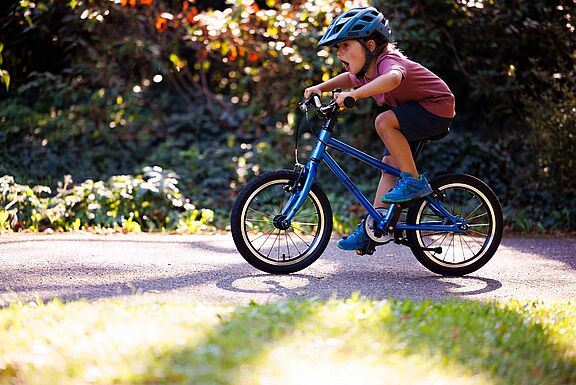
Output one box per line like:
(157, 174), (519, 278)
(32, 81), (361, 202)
(230, 170), (333, 274)
(406, 174), (503, 276)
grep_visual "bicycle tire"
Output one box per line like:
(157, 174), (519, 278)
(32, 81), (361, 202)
(406, 173), (503, 276)
(230, 170), (333, 274)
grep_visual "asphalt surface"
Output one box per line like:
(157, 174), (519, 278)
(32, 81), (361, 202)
(1, 233), (575, 306)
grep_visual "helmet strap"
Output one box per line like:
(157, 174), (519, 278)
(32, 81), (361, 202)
(356, 40), (383, 79)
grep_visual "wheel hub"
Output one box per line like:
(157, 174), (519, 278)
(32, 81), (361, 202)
(273, 215), (290, 230)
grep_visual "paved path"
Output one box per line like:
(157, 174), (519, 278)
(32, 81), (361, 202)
(1, 233), (575, 305)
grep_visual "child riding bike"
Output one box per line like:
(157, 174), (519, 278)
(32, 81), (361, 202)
(303, 6), (455, 252)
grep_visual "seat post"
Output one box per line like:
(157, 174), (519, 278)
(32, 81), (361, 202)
(413, 140), (429, 160)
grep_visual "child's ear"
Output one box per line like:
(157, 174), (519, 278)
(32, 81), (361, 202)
(367, 39), (377, 52)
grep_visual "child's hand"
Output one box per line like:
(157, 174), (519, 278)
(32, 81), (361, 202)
(304, 86), (323, 100)
(334, 91), (356, 108)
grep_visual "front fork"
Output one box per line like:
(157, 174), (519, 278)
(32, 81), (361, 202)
(277, 161), (319, 228)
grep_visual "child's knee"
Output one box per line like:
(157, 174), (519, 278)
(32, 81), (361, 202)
(374, 111), (398, 135)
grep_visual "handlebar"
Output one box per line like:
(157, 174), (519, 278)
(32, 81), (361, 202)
(343, 96), (356, 108)
(299, 91), (356, 114)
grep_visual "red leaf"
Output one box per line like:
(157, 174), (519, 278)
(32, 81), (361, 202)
(186, 6), (198, 23)
(156, 17), (168, 32)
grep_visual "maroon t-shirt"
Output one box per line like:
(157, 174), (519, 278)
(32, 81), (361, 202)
(349, 51), (456, 118)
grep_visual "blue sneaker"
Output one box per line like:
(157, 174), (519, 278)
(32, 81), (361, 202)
(381, 173), (433, 203)
(337, 220), (369, 251)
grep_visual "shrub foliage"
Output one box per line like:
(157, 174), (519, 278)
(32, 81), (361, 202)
(0, 0), (574, 232)
(0, 167), (214, 233)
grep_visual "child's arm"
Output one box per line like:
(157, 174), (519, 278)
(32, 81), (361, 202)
(333, 69), (402, 108)
(304, 73), (354, 99)
(351, 69), (402, 100)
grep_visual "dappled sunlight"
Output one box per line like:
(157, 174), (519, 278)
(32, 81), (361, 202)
(500, 239), (576, 271)
(505, 299), (576, 360)
(246, 349), (490, 385)
(1, 298), (575, 384)
(240, 300), (493, 385)
(0, 301), (229, 385)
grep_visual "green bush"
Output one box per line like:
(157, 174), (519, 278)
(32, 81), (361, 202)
(0, 166), (214, 233)
(0, 0), (574, 232)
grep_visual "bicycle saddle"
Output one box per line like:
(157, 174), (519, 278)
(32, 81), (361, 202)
(426, 127), (451, 142)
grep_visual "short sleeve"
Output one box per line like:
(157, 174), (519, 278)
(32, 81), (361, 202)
(377, 55), (407, 80)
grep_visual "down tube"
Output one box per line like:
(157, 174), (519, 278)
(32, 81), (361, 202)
(321, 152), (382, 221)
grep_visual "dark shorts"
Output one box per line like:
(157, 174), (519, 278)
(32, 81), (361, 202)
(373, 102), (452, 156)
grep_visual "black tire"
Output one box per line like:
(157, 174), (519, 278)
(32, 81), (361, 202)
(406, 173), (503, 276)
(230, 170), (333, 274)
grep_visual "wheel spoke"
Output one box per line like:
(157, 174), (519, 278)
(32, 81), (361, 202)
(466, 227), (489, 238)
(256, 228), (277, 252)
(286, 228), (304, 255)
(246, 181), (319, 261)
(284, 230), (291, 260)
(291, 221), (319, 226)
(426, 231), (450, 248)
(461, 233), (480, 255)
(265, 228), (281, 259)
(464, 232), (487, 247)
(248, 206), (273, 220)
(245, 218), (273, 224)
(466, 211), (488, 222)
(405, 178), (502, 273)
(460, 193), (478, 217)
(288, 227), (311, 249)
(459, 234), (467, 261)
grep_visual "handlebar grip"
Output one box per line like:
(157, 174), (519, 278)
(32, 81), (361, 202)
(311, 93), (322, 108)
(343, 96), (356, 109)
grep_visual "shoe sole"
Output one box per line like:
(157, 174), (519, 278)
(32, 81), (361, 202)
(381, 191), (432, 203)
(337, 243), (368, 251)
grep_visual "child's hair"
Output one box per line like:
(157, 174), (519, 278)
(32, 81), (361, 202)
(364, 35), (402, 57)
(364, 34), (397, 51)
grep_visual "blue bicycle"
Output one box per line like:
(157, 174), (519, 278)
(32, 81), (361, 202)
(231, 93), (503, 276)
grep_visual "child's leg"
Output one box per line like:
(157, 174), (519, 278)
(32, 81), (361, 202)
(374, 111), (419, 178)
(373, 155), (397, 208)
(373, 110), (432, 203)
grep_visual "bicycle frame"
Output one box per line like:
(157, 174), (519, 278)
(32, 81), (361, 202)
(280, 110), (466, 235)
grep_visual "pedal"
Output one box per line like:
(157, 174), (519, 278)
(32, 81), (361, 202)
(356, 241), (376, 256)
(396, 237), (442, 254)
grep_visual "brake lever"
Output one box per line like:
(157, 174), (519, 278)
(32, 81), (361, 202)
(319, 100), (338, 115)
(299, 93), (321, 112)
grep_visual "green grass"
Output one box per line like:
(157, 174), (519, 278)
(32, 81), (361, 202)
(0, 296), (575, 385)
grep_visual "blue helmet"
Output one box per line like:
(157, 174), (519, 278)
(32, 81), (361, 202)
(317, 7), (391, 48)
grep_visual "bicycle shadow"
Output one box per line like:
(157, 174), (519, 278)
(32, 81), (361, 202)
(215, 271), (502, 301)
(0, 235), (503, 306)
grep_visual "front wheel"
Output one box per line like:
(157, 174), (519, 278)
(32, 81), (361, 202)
(406, 173), (503, 276)
(230, 170), (333, 274)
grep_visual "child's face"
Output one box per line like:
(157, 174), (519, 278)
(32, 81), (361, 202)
(335, 40), (365, 75)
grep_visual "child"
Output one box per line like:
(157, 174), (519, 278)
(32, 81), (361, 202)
(304, 6), (455, 251)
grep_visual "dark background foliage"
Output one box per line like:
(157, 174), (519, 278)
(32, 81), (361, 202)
(0, 0), (574, 232)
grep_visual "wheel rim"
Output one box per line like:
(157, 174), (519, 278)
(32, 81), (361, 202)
(240, 178), (325, 266)
(414, 183), (496, 267)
